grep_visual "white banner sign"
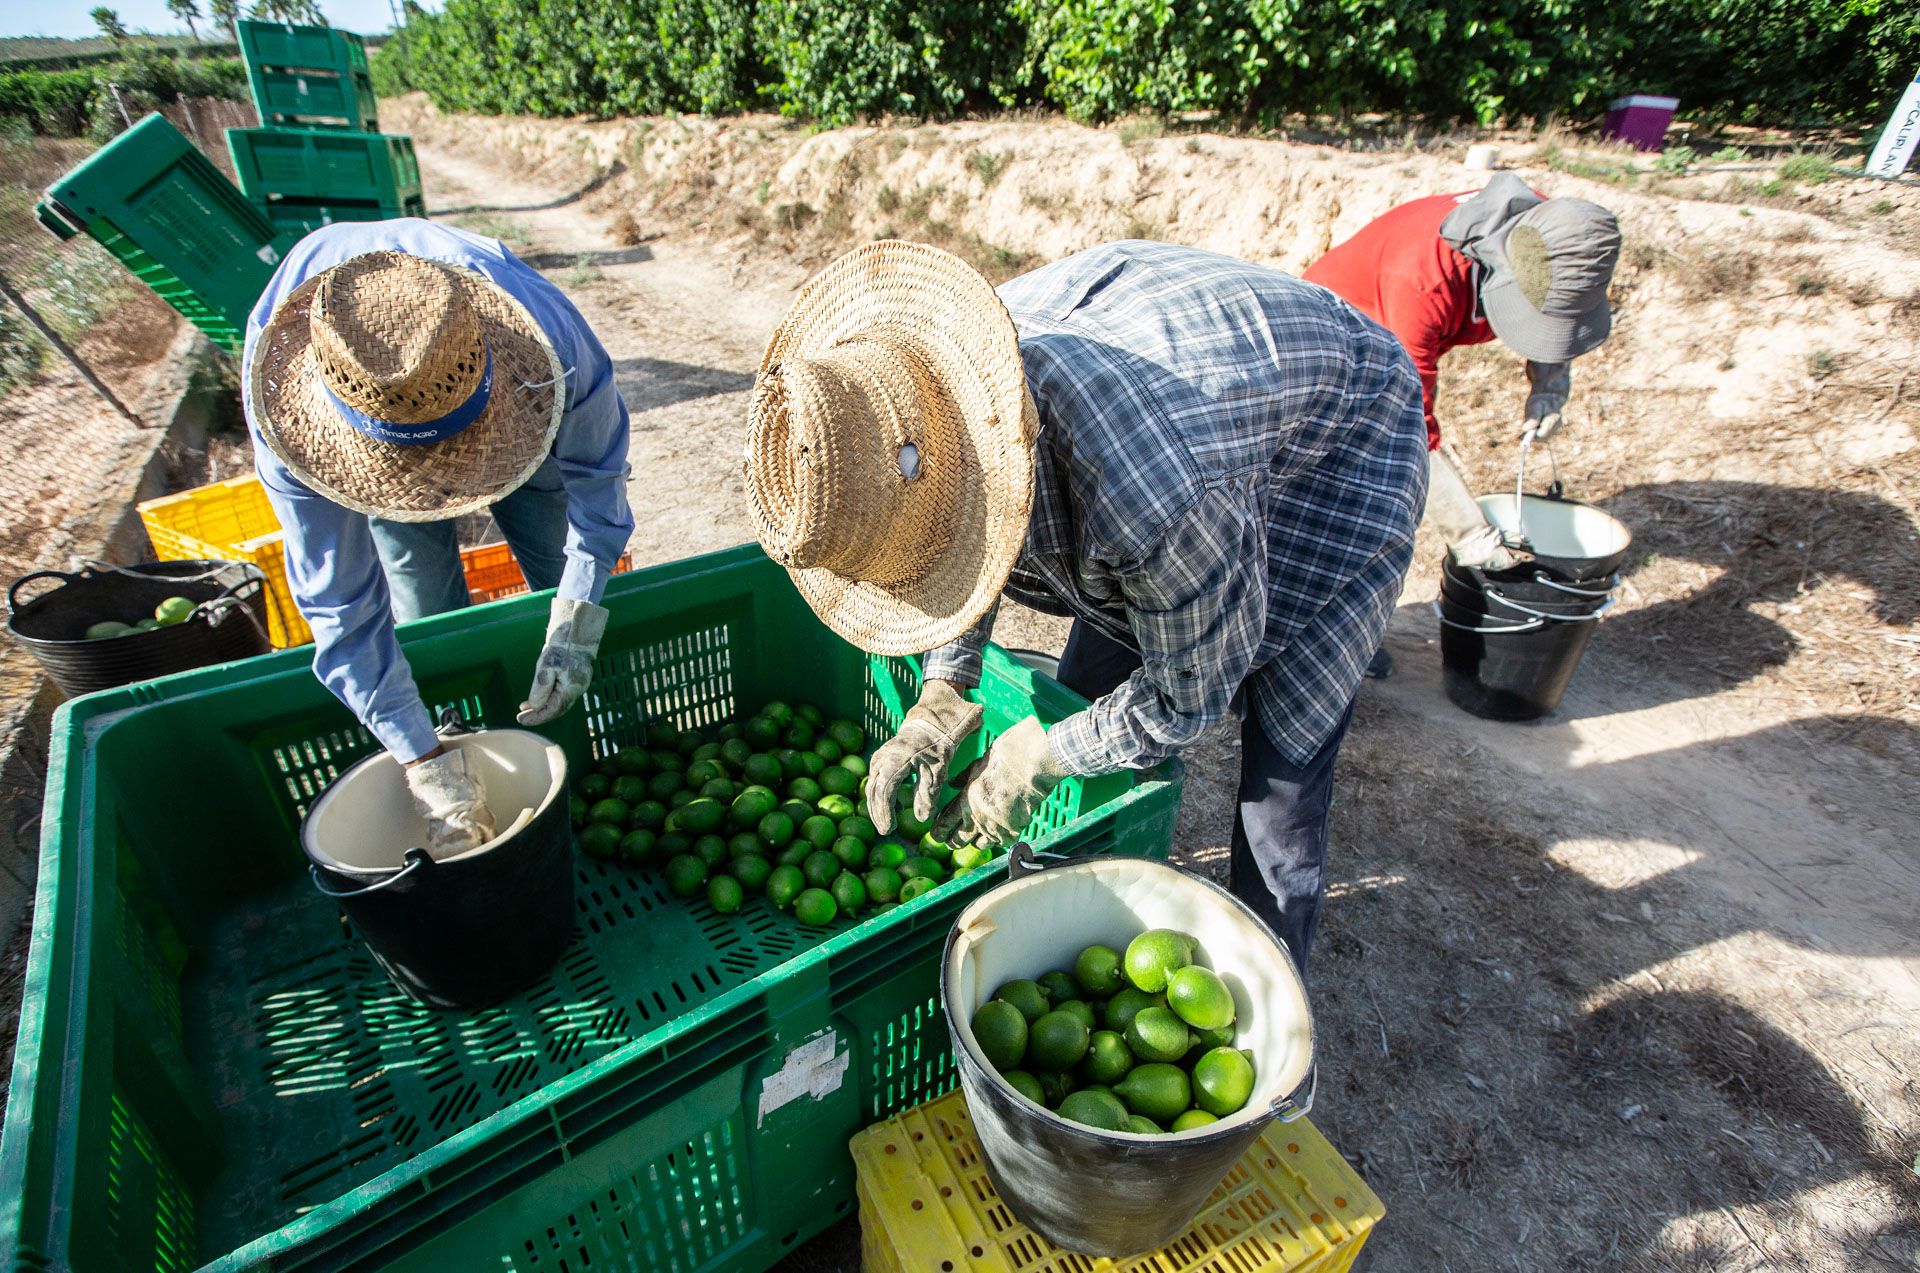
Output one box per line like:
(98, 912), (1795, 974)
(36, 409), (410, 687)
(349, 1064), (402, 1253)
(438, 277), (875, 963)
(1868, 69), (1920, 179)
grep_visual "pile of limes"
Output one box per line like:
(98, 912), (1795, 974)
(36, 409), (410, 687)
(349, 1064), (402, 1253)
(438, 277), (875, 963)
(568, 699), (999, 927)
(82, 594), (197, 640)
(969, 928), (1256, 1134)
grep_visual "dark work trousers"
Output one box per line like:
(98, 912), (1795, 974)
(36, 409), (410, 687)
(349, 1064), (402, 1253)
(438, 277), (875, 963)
(1055, 621), (1357, 978)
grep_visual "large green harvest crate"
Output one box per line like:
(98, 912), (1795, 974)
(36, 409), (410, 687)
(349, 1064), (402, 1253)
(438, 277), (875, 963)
(227, 127), (421, 206)
(35, 113), (290, 353)
(237, 19), (377, 130)
(0, 545), (1182, 1272)
(236, 17), (370, 76)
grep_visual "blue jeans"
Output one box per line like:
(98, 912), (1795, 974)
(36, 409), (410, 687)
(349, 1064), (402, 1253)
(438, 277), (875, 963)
(369, 457), (570, 622)
(1055, 621), (1355, 977)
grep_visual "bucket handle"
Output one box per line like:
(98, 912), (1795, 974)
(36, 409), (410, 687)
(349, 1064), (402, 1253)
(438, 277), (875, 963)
(1431, 599), (1544, 635)
(7, 568), (80, 613)
(1272, 1062), (1315, 1123)
(310, 847), (432, 898)
(1481, 590), (1616, 624)
(1004, 841), (1071, 879)
(1526, 571), (1618, 599)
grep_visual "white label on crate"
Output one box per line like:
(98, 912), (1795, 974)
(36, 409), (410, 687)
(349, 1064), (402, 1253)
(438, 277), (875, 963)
(757, 1029), (850, 1125)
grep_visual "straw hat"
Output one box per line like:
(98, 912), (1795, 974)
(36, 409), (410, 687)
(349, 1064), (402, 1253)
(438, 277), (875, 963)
(745, 241), (1038, 655)
(248, 251), (565, 522)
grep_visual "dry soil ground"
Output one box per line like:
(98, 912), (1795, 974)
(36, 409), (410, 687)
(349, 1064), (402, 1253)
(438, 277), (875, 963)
(393, 108), (1919, 1273)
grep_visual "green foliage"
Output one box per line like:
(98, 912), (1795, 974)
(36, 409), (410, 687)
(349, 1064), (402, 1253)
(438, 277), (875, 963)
(1016, 0), (1270, 124)
(1776, 152), (1834, 185)
(0, 305), (45, 401)
(755, 0), (1028, 124)
(1653, 143), (1694, 175)
(658, 0), (763, 114)
(0, 52), (242, 135)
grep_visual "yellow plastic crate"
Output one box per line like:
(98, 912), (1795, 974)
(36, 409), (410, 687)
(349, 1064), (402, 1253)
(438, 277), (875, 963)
(139, 474), (633, 648)
(852, 1090), (1383, 1273)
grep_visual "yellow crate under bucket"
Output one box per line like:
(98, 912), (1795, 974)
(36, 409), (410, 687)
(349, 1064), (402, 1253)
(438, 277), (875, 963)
(852, 1089), (1383, 1273)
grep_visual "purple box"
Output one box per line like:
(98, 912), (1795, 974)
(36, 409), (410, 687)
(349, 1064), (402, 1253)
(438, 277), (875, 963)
(1601, 94), (1680, 151)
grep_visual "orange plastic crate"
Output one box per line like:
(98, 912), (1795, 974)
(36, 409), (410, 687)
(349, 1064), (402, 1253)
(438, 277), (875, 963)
(137, 474), (631, 646)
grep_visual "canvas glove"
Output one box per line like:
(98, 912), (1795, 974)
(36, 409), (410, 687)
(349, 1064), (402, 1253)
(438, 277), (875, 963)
(930, 717), (1068, 850)
(1428, 449), (1517, 572)
(517, 597), (610, 726)
(1523, 360), (1572, 442)
(866, 679), (984, 834)
(403, 748), (497, 860)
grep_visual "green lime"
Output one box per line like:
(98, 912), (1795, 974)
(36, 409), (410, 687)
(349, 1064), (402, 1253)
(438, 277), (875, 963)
(730, 786), (777, 829)
(691, 835), (727, 868)
(644, 723), (678, 751)
(631, 799), (667, 831)
(829, 870), (866, 917)
(1057, 1089), (1129, 1131)
(951, 844), (992, 871)
(793, 887), (837, 927)
(587, 798), (630, 827)
(699, 778), (736, 801)
(796, 751), (826, 778)
(777, 840), (814, 868)
(656, 832), (692, 859)
(773, 749), (802, 780)
(721, 738), (754, 769)
(613, 746), (652, 775)
(1027, 1009), (1091, 1071)
(1123, 929), (1197, 993)
(760, 699), (793, 726)
(786, 777), (823, 805)
(707, 875), (744, 914)
(795, 702), (825, 728)
(1115, 1062), (1191, 1125)
(579, 772), (611, 800)
(595, 755), (624, 779)
(816, 793), (857, 820)
(895, 801), (933, 839)
(569, 794), (588, 827)
(743, 715), (781, 749)
(692, 742), (725, 765)
(674, 797), (727, 835)
(802, 850), (840, 889)
(799, 815), (838, 850)
(778, 799), (816, 828)
(818, 765), (858, 798)
(1172, 1109), (1220, 1132)
(919, 831), (954, 864)
(664, 854), (708, 897)
(667, 789), (696, 811)
(1053, 999), (1097, 1032)
(1124, 1115), (1162, 1135)
(618, 829), (656, 865)
(1039, 971), (1080, 1006)
(870, 840), (907, 870)
(831, 835), (869, 870)
(971, 999), (1028, 1071)
(863, 866), (903, 903)
(898, 876), (935, 902)
(1125, 1006), (1193, 1064)
(837, 754), (868, 780)
(1189, 1024), (1235, 1052)
(1073, 944), (1125, 998)
(743, 754), (783, 787)
(899, 856), (946, 883)
(579, 823), (622, 859)
(610, 775), (648, 805)
(766, 864), (806, 909)
(1103, 987), (1164, 1034)
(812, 737), (844, 765)
(1079, 1030), (1134, 1085)
(1192, 1047), (1256, 1118)
(757, 811), (796, 849)
(153, 595), (195, 626)
(1166, 965), (1236, 1031)
(1003, 1070), (1045, 1105)
(994, 979), (1052, 1024)
(728, 853), (773, 893)
(646, 771), (684, 801)
(827, 719), (865, 753)
(838, 815), (878, 844)
(782, 720), (817, 749)
(650, 749), (685, 773)
(1038, 1071), (1076, 1108)
(685, 759), (726, 788)
(728, 832), (764, 860)
(676, 728), (704, 755)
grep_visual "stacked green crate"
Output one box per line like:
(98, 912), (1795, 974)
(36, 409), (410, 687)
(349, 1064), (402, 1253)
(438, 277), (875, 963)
(228, 126), (425, 238)
(236, 18), (377, 130)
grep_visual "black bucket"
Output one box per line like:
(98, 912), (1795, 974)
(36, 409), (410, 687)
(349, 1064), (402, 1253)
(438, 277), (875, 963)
(941, 852), (1315, 1257)
(1441, 557), (1617, 620)
(301, 719), (574, 1009)
(7, 560), (271, 698)
(1435, 566), (1611, 721)
(1474, 490), (1631, 581)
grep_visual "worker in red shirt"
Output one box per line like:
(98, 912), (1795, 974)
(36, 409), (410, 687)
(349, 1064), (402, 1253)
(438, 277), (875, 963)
(1305, 173), (1621, 584)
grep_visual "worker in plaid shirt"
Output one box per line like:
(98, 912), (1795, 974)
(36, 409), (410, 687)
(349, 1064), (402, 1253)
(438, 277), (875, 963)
(747, 239), (1427, 974)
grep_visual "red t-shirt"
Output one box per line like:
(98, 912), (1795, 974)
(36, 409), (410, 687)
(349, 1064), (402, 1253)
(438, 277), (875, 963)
(1303, 191), (1495, 449)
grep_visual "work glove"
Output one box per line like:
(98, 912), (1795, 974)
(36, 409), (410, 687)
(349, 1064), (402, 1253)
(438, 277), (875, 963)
(930, 716), (1069, 850)
(517, 597), (610, 726)
(1427, 449), (1517, 571)
(866, 679), (984, 834)
(1523, 360), (1572, 442)
(403, 748), (497, 859)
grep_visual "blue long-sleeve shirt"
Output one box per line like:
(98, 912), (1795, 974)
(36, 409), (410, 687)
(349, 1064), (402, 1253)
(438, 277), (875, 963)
(241, 220), (633, 760)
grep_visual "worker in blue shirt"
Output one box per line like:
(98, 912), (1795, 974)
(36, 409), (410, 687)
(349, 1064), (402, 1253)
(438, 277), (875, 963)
(243, 220), (633, 857)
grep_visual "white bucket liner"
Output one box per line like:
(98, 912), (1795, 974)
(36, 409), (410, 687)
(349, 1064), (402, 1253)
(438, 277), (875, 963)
(944, 857), (1314, 1138)
(1477, 492), (1630, 563)
(304, 729), (566, 871)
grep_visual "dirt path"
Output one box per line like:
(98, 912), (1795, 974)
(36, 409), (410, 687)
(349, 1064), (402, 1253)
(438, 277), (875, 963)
(414, 136), (1919, 1273)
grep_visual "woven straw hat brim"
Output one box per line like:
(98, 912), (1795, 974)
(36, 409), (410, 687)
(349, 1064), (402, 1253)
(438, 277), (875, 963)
(249, 261), (565, 522)
(757, 241), (1037, 655)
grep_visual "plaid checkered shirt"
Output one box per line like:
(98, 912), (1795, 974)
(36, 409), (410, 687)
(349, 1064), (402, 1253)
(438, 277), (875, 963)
(921, 241), (1429, 772)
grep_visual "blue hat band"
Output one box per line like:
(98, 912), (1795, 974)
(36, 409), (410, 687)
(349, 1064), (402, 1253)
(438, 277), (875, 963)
(323, 345), (493, 446)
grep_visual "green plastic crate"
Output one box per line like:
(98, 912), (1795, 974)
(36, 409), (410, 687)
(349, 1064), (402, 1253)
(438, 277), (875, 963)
(264, 194), (427, 240)
(35, 113), (289, 353)
(0, 544), (1182, 1273)
(228, 127), (421, 206)
(238, 19), (377, 130)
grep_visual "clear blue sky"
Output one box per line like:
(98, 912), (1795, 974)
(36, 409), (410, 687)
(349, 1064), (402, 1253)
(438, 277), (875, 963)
(4, 0), (422, 39)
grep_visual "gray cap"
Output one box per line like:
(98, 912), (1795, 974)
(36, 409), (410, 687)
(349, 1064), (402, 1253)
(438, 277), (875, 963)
(1475, 197), (1622, 363)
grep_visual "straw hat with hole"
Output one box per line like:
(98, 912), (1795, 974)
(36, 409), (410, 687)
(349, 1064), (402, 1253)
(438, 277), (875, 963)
(745, 241), (1040, 655)
(249, 250), (565, 522)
